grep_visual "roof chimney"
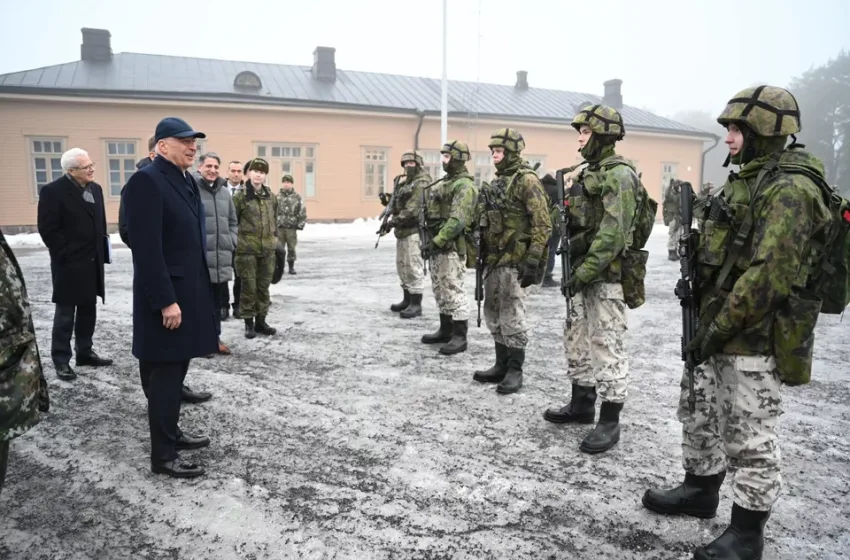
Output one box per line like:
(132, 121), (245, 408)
(515, 70), (528, 90)
(602, 79), (623, 109)
(312, 47), (336, 82)
(81, 28), (112, 62)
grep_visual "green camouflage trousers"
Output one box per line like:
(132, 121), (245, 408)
(396, 233), (425, 294)
(429, 251), (468, 321)
(483, 266), (529, 349)
(235, 252), (275, 318)
(679, 354), (782, 512)
(279, 228), (298, 263)
(563, 282), (629, 403)
(667, 217), (681, 252)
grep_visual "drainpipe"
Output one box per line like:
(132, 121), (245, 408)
(414, 109), (425, 150)
(700, 134), (721, 187)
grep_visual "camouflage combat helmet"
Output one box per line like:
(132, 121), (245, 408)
(571, 104), (625, 140)
(440, 140), (471, 162)
(488, 128), (526, 153)
(400, 151), (424, 167)
(716, 85), (801, 137)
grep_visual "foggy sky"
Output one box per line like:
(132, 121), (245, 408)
(0, 0), (847, 120)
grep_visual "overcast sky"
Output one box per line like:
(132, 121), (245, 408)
(1, 0), (847, 119)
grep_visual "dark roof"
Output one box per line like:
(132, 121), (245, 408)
(0, 53), (712, 138)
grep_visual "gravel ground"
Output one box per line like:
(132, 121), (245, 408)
(1, 224), (848, 560)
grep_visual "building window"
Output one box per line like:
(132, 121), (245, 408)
(363, 148), (388, 198)
(473, 153), (495, 187)
(421, 150), (442, 180)
(662, 162), (678, 191)
(30, 138), (65, 196)
(105, 140), (138, 197)
(255, 143), (318, 198)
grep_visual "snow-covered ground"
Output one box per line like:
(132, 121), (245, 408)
(1, 223), (848, 560)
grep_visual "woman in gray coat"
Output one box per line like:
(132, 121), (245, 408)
(196, 153), (238, 355)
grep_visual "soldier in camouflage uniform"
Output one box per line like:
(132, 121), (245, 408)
(420, 141), (478, 355)
(643, 86), (831, 560)
(233, 158), (279, 339)
(0, 228), (50, 497)
(472, 129), (551, 394)
(662, 178), (683, 261)
(693, 181), (716, 230)
(542, 104), (639, 454)
(381, 151), (432, 318)
(276, 174), (307, 275)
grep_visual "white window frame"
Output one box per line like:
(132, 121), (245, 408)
(473, 152), (495, 187)
(362, 147), (389, 199)
(420, 150), (442, 181)
(525, 155), (546, 173)
(255, 142), (318, 198)
(28, 137), (66, 198)
(662, 162), (679, 194)
(104, 139), (139, 197)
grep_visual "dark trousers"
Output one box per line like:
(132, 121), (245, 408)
(545, 228), (560, 277)
(139, 360), (190, 463)
(51, 303), (96, 365)
(0, 440), (9, 498)
(212, 282), (229, 310)
(231, 254), (241, 310)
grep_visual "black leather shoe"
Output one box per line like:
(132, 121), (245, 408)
(76, 351), (113, 367)
(151, 457), (206, 479)
(55, 363), (77, 381)
(181, 385), (212, 404)
(175, 433), (210, 450)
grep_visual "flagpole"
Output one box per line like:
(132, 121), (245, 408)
(440, 0), (448, 148)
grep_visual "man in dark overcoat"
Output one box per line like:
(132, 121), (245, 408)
(37, 147), (113, 381)
(123, 117), (218, 478)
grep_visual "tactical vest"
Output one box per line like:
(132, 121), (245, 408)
(479, 165), (545, 269)
(426, 172), (475, 258)
(393, 173), (430, 238)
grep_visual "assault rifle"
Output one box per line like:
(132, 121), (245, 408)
(375, 175), (404, 249)
(474, 190), (488, 327)
(555, 168), (573, 330)
(418, 176), (446, 274)
(674, 181), (699, 413)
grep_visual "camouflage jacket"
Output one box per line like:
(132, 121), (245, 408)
(569, 153), (639, 285)
(427, 170), (478, 258)
(276, 189), (307, 230)
(696, 148), (830, 359)
(479, 162), (551, 268)
(662, 180), (682, 225)
(389, 170), (432, 239)
(1, 229), (49, 442)
(233, 184), (279, 256)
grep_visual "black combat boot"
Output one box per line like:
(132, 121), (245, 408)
(496, 347), (524, 394)
(668, 250), (678, 261)
(232, 304), (240, 319)
(473, 342), (508, 383)
(579, 401), (623, 454)
(439, 320), (468, 355)
(390, 289), (411, 312)
(642, 471), (727, 519)
(543, 383), (597, 424)
(255, 315), (277, 336)
(400, 293), (423, 318)
(288, 261), (296, 275)
(220, 307), (229, 321)
(693, 503), (770, 560)
(541, 275), (559, 288)
(244, 318), (256, 339)
(422, 314), (452, 344)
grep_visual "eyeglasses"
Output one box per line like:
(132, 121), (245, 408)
(73, 163), (96, 171)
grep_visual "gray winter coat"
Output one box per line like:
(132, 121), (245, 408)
(198, 177), (238, 283)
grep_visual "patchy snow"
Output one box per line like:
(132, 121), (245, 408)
(1, 226), (848, 560)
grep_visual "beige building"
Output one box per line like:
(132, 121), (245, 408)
(0, 28), (718, 232)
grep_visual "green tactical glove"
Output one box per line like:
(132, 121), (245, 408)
(378, 192), (391, 207)
(423, 239), (439, 259)
(684, 321), (726, 365)
(565, 274), (587, 297)
(518, 261), (539, 288)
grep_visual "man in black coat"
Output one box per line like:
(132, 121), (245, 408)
(37, 148), (113, 381)
(123, 117), (218, 478)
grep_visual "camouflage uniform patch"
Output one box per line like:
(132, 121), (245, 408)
(396, 233), (425, 294)
(563, 282), (628, 402)
(277, 188), (307, 264)
(279, 228), (298, 264)
(429, 251), (469, 321)
(678, 354), (782, 511)
(483, 267), (529, 348)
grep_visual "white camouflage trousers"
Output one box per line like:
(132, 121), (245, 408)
(483, 266), (529, 349)
(396, 234), (425, 294)
(429, 251), (469, 321)
(667, 217), (681, 253)
(563, 282), (628, 402)
(679, 354), (783, 511)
